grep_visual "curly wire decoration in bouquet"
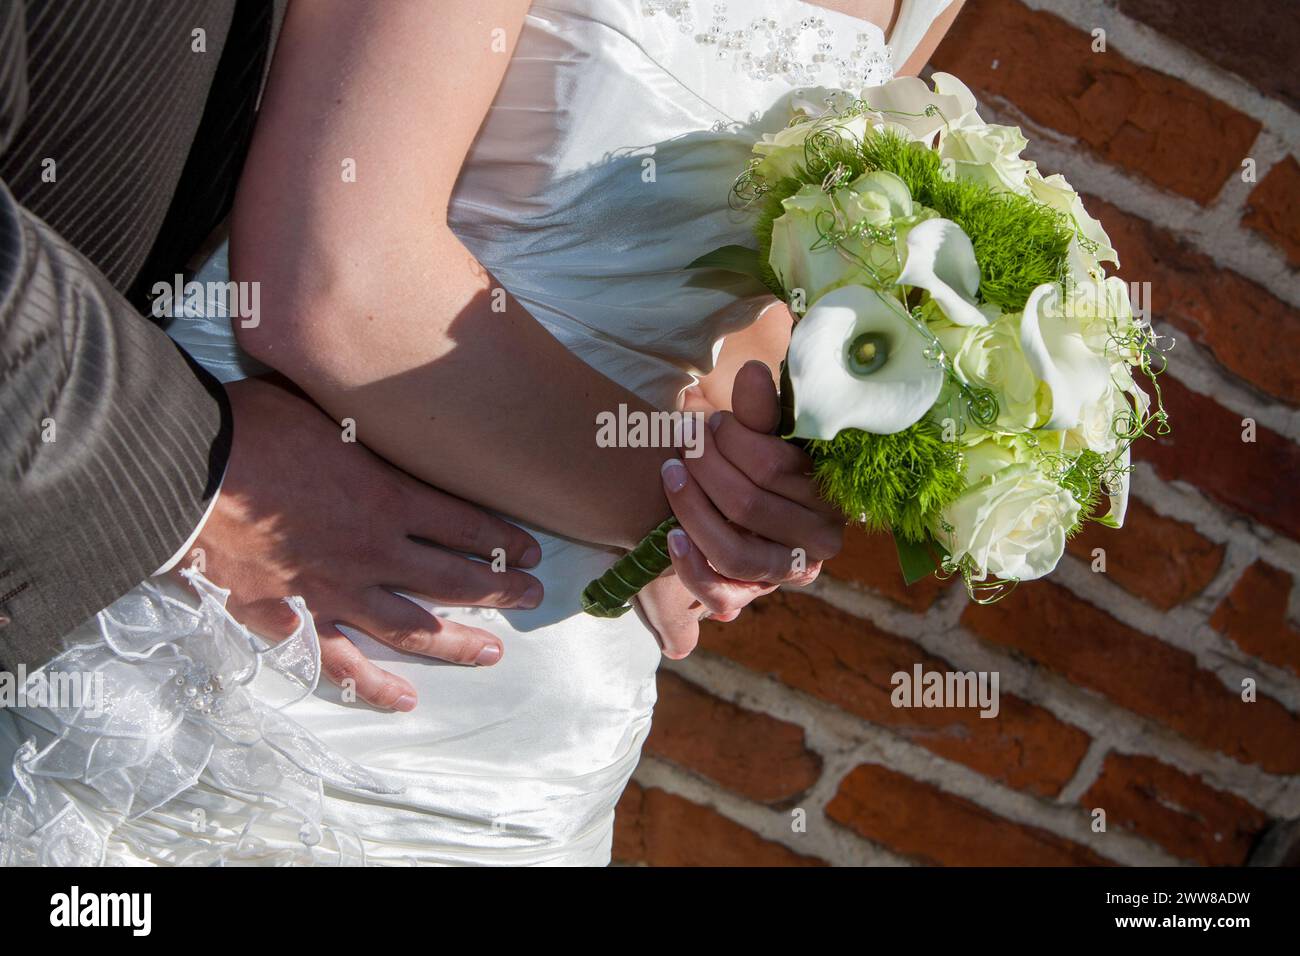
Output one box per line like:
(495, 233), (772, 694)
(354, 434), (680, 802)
(582, 73), (1170, 617)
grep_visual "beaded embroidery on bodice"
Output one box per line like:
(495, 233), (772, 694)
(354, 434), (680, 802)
(640, 0), (895, 89)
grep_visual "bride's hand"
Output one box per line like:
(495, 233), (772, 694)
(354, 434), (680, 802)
(661, 360), (844, 600)
(635, 569), (774, 660)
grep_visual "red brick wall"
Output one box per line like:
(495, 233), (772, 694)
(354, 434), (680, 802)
(614, 0), (1300, 867)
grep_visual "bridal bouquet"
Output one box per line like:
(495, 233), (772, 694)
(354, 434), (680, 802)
(582, 73), (1168, 616)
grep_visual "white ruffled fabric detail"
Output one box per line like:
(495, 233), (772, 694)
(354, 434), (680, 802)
(0, 572), (401, 866)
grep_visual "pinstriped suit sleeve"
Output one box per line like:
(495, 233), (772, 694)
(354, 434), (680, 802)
(0, 3), (233, 668)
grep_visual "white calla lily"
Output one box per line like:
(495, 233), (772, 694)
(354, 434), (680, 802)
(898, 218), (990, 328)
(788, 285), (944, 438)
(1097, 444), (1131, 529)
(859, 72), (979, 144)
(789, 86), (860, 120)
(1020, 283), (1111, 431)
(1096, 378), (1148, 528)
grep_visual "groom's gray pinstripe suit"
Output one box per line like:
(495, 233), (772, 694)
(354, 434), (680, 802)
(0, 0), (285, 668)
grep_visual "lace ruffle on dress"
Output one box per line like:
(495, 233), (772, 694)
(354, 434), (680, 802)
(0, 573), (399, 866)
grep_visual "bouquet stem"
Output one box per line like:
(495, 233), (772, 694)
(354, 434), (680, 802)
(580, 516), (680, 617)
(581, 366), (798, 618)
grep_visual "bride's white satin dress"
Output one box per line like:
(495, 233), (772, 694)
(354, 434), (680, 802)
(0, 0), (950, 866)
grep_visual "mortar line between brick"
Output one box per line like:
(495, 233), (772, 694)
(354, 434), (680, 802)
(1022, 0), (1300, 144)
(1052, 555), (1300, 712)
(1157, 326), (1300, 445)
(789, 579), (1300, 817)
(668, 654), (1187, 864)
(631, 755), (912, 866)
(1057, 738), (1113, 804)
(823, 734), (1170, 865)
(1131, 464), (1300, 576)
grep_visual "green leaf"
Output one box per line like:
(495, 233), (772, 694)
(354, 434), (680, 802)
(686, 245), (765, 282)
(894, 532), (939, 585)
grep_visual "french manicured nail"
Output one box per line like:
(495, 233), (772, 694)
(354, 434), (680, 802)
(708, 411), (723, 432)
(661, 458), (687, 493)
(394, 694), (417, 712)
(520, 543), (542, 567)
(667, 528), (691, 558)
(520, 579), (543, 608)
(476, 644), (502, 666)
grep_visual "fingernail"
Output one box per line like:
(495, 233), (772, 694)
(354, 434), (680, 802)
(394, 694), (417, 712)
(667, 528), (691, 558)
(520, 543), (542, 567)
(661, 458), (687, 493)
(520, 579), (543, 608)
(476, 644), (502, 666)
(708, 411), (722, 432)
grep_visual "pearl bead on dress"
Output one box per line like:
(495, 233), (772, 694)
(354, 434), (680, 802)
(640, 0), (894, 89)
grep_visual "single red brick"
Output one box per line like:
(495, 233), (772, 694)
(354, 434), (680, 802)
(1210, 561), (1300, 677)
(1141, 376), (1300, 540)
(1242, 155), (1300, 269)
(930, 0), (1260, 204)
(827, 763), (1109, 865)
(1081, 752), (1271, 865)
(612, 782), (826, 866)
(645, 671), (822, 804)
(963, 581), (1300, 773)
(1067, 498), (1224, 609)
(825, 529), (949, 611)
(702, 591), (1090, 796)
(1118, 0), (1300, 112)
(1091, 195), (1300, 405)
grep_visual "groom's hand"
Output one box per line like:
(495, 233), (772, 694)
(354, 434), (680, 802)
(182, 376), (543, 712)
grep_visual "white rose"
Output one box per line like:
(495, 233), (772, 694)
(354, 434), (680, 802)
(938, 122), (1037, 193)
(936, 448), (1079, 581)
(1064, 382), (1126, 455)
(1025, 171), (1118, 279)
(753, 120), (820, 183)
(768, 171), (921, 303)
(753, 109), (876, 183)
(933, 313), (1045, 431)
(1066, 276), (1142, 362)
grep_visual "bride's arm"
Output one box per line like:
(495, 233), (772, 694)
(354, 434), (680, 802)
(696, 302), (793, 412)
(897, 0), (965, 76)
(231, 0), (676, 550)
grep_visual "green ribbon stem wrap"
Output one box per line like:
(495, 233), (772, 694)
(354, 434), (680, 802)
(580, 516), (681, 618)
(580, 366), (800, 618)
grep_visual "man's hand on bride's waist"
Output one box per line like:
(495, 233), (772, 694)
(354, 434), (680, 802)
(181, 377), (544, 712)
